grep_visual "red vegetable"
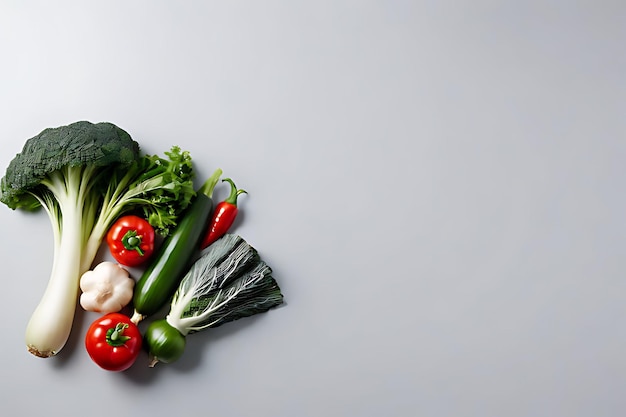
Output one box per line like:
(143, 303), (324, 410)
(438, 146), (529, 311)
(106, 215), (155, 267)
(200, 178), (246, 249)
(84, 313), (142, 371)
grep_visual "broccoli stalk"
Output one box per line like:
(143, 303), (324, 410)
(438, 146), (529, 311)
(0, 121), (196, 358)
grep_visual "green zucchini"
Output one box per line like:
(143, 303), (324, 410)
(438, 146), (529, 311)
(130, 169), (222, 324)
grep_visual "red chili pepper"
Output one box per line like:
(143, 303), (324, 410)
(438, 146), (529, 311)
(200, 178), (246, 249)
(106, 215), (155, 267)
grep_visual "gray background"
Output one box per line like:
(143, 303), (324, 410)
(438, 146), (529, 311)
(0, 1), (624, 416)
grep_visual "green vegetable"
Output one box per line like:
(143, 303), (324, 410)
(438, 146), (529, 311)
(144, 320), (186, 365)
(131, 168), (223, 325)
(144, 234), (284, 367)
(0, 121), (196, 358)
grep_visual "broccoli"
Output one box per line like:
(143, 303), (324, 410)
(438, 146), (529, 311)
(0, 121), (197, 358)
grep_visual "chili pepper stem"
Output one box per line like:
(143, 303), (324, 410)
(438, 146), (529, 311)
(222, 178), (247, 205)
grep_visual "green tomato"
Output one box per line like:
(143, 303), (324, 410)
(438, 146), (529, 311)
(145, 319), (186, 367)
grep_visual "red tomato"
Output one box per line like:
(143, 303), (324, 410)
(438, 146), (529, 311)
(106, 215), (155, 267)
(85, 313), (142, 371)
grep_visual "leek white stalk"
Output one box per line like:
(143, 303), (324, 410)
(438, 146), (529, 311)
(25, 169), (91, 357)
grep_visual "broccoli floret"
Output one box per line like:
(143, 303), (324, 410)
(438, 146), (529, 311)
(1, 121), (139, 209)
